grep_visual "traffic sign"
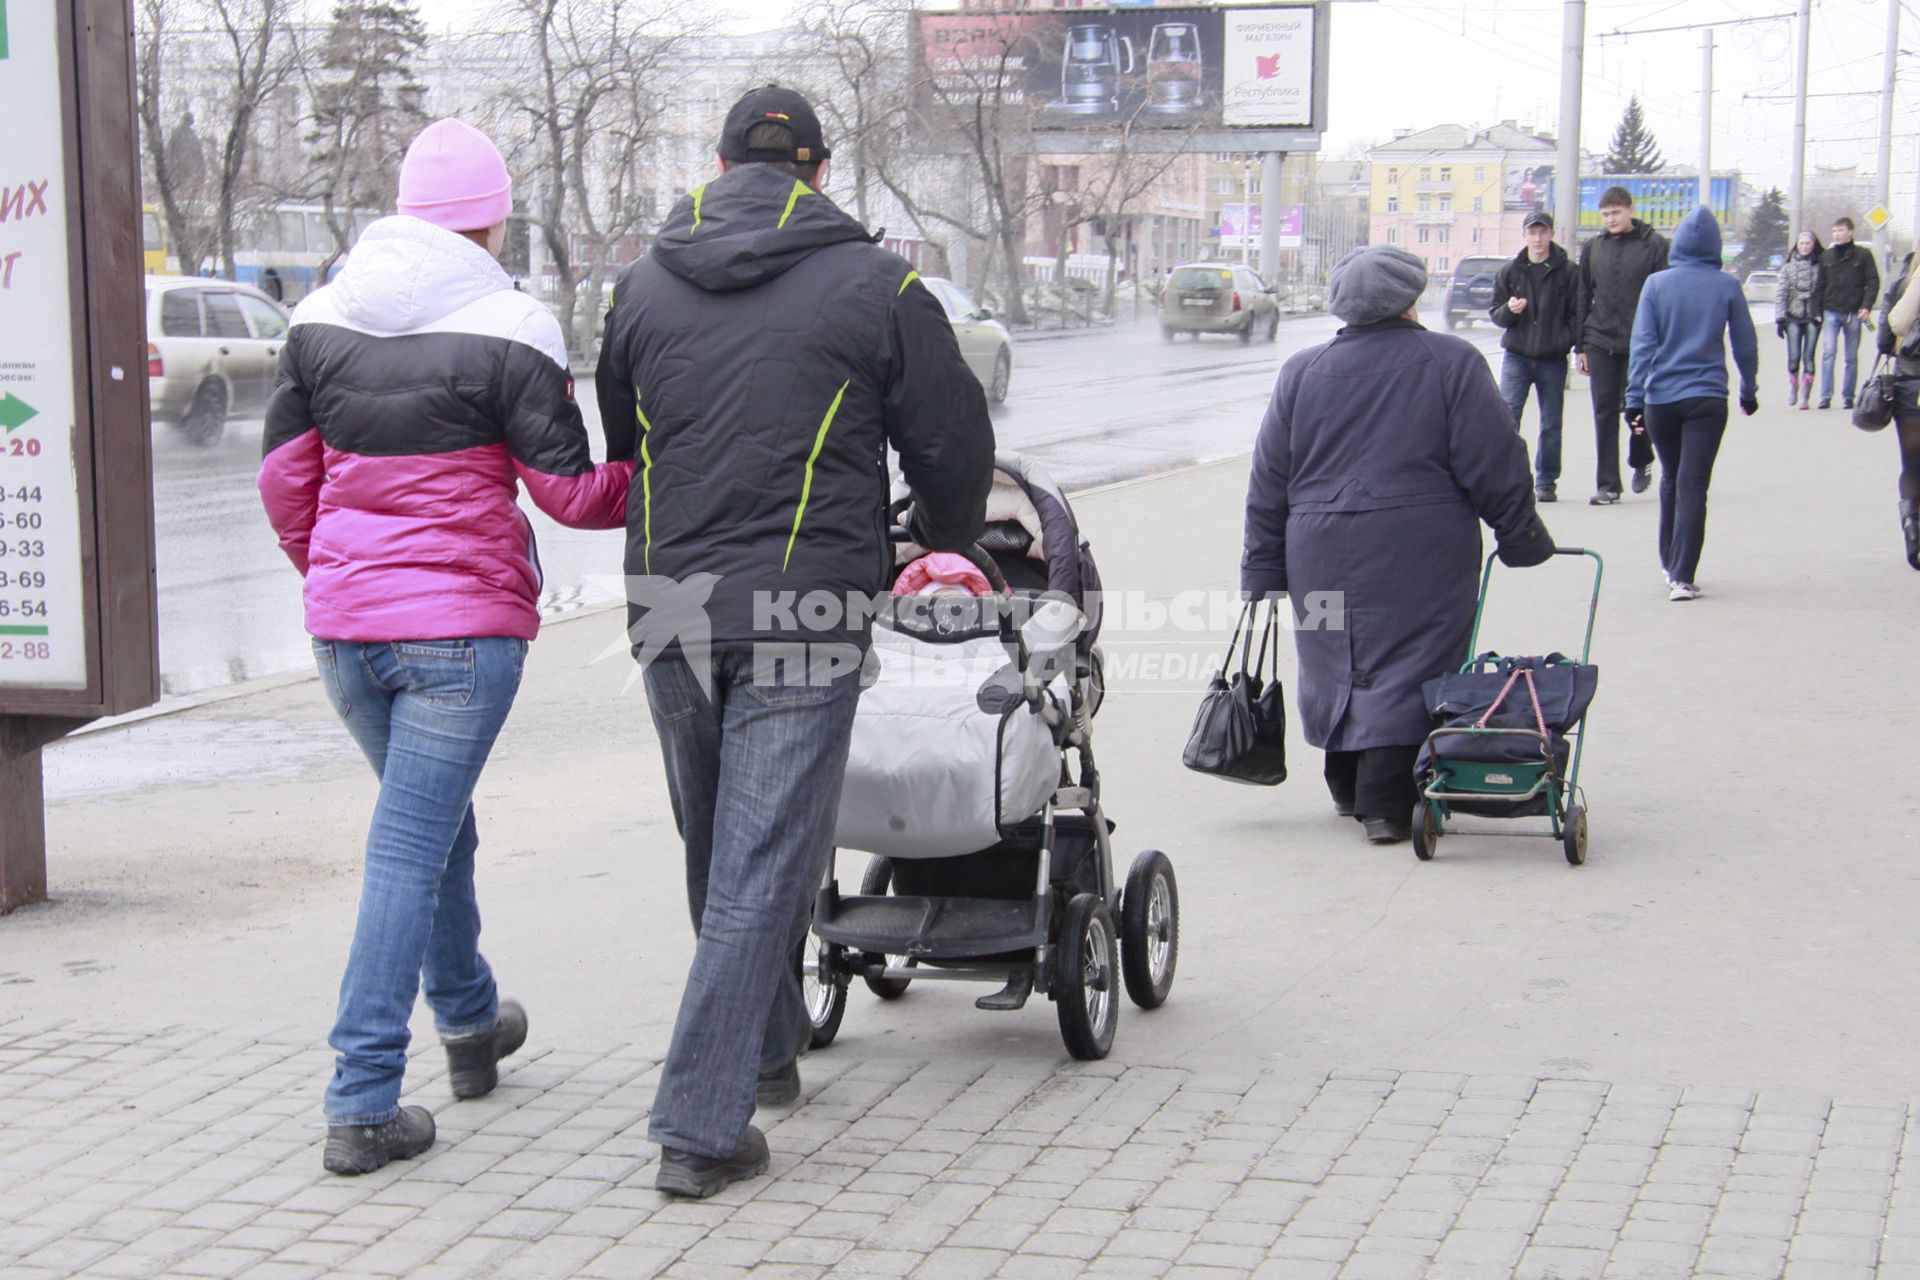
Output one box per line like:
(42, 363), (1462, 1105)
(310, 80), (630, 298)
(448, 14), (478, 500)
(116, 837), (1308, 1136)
(1867, 204), (1892, 230)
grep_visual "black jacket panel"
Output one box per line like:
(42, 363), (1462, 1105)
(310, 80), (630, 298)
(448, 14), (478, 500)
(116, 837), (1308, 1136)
(1820, 242), (1881, 315)
(596, 164), (994, 652)
(1575, 220), (1670, 355)
(1490, 243), (1578, 359)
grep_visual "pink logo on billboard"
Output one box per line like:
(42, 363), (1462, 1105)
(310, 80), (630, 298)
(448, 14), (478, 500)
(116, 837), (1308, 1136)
(1254, 52), (1283, 79)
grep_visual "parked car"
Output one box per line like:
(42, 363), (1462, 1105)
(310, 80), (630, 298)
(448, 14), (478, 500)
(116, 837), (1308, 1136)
(145, 276), (290, 446)
(1743, 270), (1780, 305)
(921, 276), (1012, 403)
(1444, 256), (1507, 330)
(1159, 263), (1279, 343)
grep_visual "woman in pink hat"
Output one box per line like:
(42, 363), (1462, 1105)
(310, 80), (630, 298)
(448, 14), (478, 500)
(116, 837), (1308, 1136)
(259, 118), (632, 1176)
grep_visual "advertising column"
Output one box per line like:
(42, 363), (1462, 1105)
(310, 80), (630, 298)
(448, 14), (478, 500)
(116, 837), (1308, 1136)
(0, 0), (88, 692)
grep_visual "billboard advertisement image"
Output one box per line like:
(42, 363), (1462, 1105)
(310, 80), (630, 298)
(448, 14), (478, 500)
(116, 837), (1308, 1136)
(913, 5), (1323, 137)
(1578, 177), (1735, 231)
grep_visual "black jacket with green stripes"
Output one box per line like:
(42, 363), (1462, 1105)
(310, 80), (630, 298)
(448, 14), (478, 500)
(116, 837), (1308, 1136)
(596, 164), (994, 655)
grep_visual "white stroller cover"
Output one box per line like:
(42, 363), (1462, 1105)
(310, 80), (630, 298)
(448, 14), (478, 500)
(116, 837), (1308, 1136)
(834, 624), (1064, 860)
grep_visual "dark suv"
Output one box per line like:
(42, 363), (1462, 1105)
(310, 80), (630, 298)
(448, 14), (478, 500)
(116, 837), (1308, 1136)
(1443, 256), (1507, 330)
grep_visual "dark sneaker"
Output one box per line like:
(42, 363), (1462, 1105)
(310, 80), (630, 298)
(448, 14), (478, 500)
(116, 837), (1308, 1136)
(445, 999), (528, 1100)
(656, 1125), (770, 1198)
(1333, 799), (1356, 818)
(323, 1106), (435, 1176)
(1588, 490), (1622, 506)
(757, 1059), (801, 1108)
(1901, 505), (1920, 570)
(1534, 486), (1557, 503)
(1843, 399), (1854, 411)
(1818, 398), (1831, 410)
(1630, 465), (1652, 494)
(1364, 819), (1411, 845)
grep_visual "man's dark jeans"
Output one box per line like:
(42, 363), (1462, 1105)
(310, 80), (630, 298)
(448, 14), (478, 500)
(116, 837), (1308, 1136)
(1500, 352), (1568, 489)
(1645, 397), (1730, 585)
(643, 648), (864, 1160)
(1587, 348), (1655, 493)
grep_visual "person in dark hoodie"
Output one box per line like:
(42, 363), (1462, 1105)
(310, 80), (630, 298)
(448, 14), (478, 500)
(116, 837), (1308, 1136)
(1624, 206), (1759, 602)
(1491, 210), (1579, 502)
(594, 86), (994, 1198)
(1575, 186), (1670, 504)
(1816, 216), (1881, 411)
(1243, 246), (1555, 845)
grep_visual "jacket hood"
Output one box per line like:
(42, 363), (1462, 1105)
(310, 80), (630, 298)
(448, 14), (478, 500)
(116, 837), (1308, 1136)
(1670, 207), (1722, 267)
(1509, 242), (1570, 270)
(329, 215), (512, 333)
(652, 165), (874, 292)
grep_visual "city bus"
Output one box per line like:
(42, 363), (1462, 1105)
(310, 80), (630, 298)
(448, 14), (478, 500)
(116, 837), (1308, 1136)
(142, 204), (168, 274)
(232, 203), (380, 304)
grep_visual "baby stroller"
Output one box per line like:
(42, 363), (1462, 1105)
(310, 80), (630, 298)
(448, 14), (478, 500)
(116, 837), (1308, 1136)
(802, 452), (1179, 1060)
(1411, 547), (1603, 866)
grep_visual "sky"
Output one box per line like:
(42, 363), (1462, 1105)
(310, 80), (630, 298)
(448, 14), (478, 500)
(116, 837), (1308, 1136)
(412, 0), (1918, 230)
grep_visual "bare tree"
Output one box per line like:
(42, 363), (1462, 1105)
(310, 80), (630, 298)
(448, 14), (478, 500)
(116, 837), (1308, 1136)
(136, 0), (209, 275)
(205, 0), (294, 279)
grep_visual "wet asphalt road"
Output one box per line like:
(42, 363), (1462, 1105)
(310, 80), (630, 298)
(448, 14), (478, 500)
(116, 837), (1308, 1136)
(150, 307), (1507, 697)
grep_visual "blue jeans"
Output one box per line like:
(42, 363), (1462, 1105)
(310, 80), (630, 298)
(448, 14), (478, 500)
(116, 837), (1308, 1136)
(1820, 310), (1863, 403)
(1645, 398), (1729, 585)
(313, 637), (528, 1125)
(1500, 352), (1568, 488)
(644, 648), (864, 1159)
(1784, 320), (1818, 378)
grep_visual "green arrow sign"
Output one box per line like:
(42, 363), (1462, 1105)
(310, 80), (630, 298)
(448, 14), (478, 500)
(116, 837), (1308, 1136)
(0, 393), (38, 432)
(0, 0), (9, 61)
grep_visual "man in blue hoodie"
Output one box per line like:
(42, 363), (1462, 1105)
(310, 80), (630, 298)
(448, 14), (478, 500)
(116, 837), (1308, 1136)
(1623, 206), (1759, 602)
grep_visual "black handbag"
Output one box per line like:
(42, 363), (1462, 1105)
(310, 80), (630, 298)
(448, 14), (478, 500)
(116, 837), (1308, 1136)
(1855, 355), (1896, 432)
(1182, 601), (1287, 785)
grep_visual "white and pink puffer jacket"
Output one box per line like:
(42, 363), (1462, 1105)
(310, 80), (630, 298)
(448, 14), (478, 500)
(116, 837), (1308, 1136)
(259, 216), (632, 642)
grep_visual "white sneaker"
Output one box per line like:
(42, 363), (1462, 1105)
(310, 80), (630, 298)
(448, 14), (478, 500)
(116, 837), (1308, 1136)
(1668, 582), (1702, 602)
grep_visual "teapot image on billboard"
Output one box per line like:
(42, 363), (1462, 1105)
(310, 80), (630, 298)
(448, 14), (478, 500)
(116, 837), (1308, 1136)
(1053, 24), (1134, 116)
(1143, 22), (1210, 118)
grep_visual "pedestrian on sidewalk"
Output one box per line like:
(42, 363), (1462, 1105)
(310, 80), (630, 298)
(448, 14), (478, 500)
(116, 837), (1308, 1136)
(1775, 230), (1825, 410)
(1623, 206), (1759, 603)
(1491, 210), (1579, 503)
(1575, 186), (1670, 505)
(259, 119), (633, 1177)
(1875, 250), (1920, 569)
(1816, 217), (1880, 411)
(595, 86), (993, 1198)
(1242, 246), (1555, 845)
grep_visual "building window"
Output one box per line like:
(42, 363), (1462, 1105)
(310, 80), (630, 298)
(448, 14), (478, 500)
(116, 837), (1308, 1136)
(1439, 197), (1451, 212)
(1215, 179), (1236, 195)
(1420, 167), (1431, 181)
(1437, 228), (1450, 245)
(1473, 197), (1483, 213)
(1439, 167), (1452, 181)
(1472, 228), (1483, 245)
(1475, 168), (1485, 183)
(1386, 196), (1399, 213)
(1438, 257), (1450, 272)
(1386, 226), (1398, 244)
(1417, 227), (1430, 244)
(1418, 196), (1431, 213)
(1387, 168), (1398, 184)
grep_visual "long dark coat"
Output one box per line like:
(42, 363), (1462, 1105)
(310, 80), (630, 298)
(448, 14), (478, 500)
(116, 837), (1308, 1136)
(1242, 318), (1555, 752)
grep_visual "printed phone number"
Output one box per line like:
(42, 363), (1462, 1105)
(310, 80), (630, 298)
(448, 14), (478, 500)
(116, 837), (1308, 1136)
(0, 641), (53, 661)
(0, 540), (48, 558)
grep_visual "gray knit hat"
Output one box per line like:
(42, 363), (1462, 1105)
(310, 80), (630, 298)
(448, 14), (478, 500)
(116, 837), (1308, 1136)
(1328, 246), (1428, 325)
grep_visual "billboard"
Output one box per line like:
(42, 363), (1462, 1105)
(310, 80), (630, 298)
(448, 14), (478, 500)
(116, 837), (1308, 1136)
(1218, 202), (1303, 250)
(1578, 177), (1735, 231)
(911, 5), (1327, 153)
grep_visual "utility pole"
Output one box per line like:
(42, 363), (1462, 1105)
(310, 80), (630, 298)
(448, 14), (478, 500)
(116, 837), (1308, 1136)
(1789, 0), (1812, 234)
(1875, 0), (1899, 265)
(1699, 30), (1714, 215)
(1556, 0), (1585, 248)
(1261, 151), (1285, 281)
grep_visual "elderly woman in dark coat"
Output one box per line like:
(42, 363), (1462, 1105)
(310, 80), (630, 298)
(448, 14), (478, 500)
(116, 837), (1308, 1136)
(1243, 247), (1556, 844)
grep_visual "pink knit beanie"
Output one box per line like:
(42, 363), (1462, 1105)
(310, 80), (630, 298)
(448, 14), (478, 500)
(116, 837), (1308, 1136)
(397, 119), (513, 232)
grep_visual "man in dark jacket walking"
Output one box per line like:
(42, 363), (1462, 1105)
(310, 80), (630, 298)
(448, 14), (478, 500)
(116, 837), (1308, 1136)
(1242, 246), (1555, 845)
(595, 86), (994, 1197)
(1491, 210), (1579, 502)
(1816, 216), (1881, 410)
(1575, 186), (1670, 504)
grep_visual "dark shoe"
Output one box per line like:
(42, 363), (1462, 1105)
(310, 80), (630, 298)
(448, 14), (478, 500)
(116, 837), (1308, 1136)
(656, 1125), (770, 1198)
(1588, 490), (1622, 506)
(1534, 486), (1557, 503)
(1818, 398), (1831, 410)
(323, 1106), (435, 1176)
(1843, 399), (1854, 411)
(444, 999), (527, 1100)
(1364, 819), (1411, 845)
(1333, 799), (1356, 818)
(1902, 503), (1920, 571)
(756, 1059), (801, 1108)
(1630, 465), (1652, 494)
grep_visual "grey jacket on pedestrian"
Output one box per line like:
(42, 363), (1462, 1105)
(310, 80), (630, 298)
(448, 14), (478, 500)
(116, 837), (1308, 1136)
(1774, 253), (1825, 325)
(1575, 219), (1670, 356)
(1242, 318), (1555, 751)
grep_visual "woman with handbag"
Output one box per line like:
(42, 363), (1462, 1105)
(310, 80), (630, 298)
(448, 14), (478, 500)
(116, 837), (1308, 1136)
(1875, 251), (1920, 569)
(1775, 231), (1824, 410)
(1242, 247), (1555, 845)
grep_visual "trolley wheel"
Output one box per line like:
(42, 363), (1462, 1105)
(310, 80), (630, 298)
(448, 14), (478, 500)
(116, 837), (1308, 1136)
(858, 857), (915, 999)
(1055, 893), (1119, 1060)
(799, 933), (848, 1048)
(1562, 804), (1588, 867)
(1120, 850), (1178, 1009)
(1412, 800), (1440, 861)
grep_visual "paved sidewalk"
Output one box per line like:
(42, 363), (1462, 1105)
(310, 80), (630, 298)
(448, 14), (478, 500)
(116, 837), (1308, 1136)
(6, 1019), (1919, 1280)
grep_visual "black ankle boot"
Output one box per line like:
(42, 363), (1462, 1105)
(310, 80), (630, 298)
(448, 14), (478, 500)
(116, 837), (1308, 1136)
(444, 1000), (528, 1100)
(1902, 501), (1920, 571)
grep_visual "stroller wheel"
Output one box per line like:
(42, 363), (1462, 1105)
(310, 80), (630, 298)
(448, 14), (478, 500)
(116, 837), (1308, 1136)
(1562, 804), (1588, 867)
(1120, 850), (1178, 1009)
(1412, 801), (1439, 862)
(799, 935), (848, 1048)
(858, 858), (915, 999)
(1055, 893), (1119, 1060)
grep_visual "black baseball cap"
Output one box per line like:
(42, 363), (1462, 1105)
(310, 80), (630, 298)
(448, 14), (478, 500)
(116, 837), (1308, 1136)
(719, 85), (832, 166)
(1522, 210), (1554, 230)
